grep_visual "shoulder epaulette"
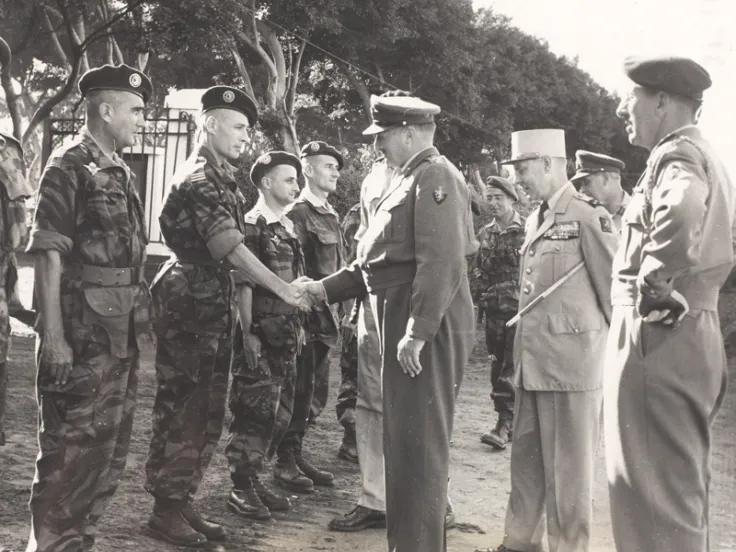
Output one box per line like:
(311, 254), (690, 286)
(574, 192), (603, 208)
(190, 165), (207, 184)
(244, 208), (262, 225)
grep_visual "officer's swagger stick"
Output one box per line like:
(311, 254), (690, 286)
(506, 261), (585, 328)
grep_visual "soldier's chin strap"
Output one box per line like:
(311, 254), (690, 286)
(506, 261), (585, 328)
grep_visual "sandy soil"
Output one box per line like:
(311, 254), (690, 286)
(1, 262), (735, 552)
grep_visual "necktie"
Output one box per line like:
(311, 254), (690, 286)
(537, 200), (549, 228)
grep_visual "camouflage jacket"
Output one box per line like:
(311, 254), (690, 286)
(475, 210), (526, 315)
(27, 127), (151, 357)
(286, 188), (343, 344)
(0, 133), (33, 253)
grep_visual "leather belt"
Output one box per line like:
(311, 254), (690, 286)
(66, 264), (144, 287)
(253, 295), (299, 316)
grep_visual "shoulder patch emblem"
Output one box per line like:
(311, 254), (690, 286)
(600, 217), (613, 233)
(190, 168), (207, 183)
(433, 186), (447, 205)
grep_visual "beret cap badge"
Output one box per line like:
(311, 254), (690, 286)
(129, 73), (141, 88)
(223, 90), (235, 103)
(310, 142), (320, 151)
(260, 154), (272, 165)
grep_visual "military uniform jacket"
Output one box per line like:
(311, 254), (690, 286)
(27, 127), (151, 358)
(514, 182), (617, 391)
(322, 146), (477, 342)
(475, 210), (526, 315)
(612, 125), (736, 311)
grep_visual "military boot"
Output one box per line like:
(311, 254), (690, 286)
(480, 414), (513, 450)
(227, 478), (272, 521)
(338, 426), (359, 464)
(273, 447), (315, 493)
(252, 474), (290, 512)
(181, 501), (226, 541)
(147, 501), (207, 547)
(294, 442), (334, 486)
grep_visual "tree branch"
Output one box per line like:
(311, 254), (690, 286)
(286, 39), (306, 116)
(258, 20), (287, 99)
(42, 7), (71, 68)
(342, 65), (371, 121)
(0, 38), (24, 141)
(229, 44), (256, 99)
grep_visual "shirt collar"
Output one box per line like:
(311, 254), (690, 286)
(490, 209), (523, 229)
(546, 182), (570, 212)
(80, 126), (128, 171)
(300, 186), (337, 215)
(253, 196), (295, 233)
(196, 143), (236, 181)
(397, 146), (436, 176)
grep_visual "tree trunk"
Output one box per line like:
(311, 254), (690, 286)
(0, 39), (24, 141)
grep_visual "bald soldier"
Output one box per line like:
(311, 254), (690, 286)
(605, 56), (735, 552)
(299, 94), (476, 552)
(26, 64), (154, 552)
(486, 129), (618, 552)
(570, 150), (630, 233)
(145, 87), (308, 547)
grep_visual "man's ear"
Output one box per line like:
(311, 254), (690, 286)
(99, 102), (114, 124)
(302, 161), (313, 178)
(204, 114), (217, 134)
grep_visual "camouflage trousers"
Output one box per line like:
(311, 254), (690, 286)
(27, 338), (138, 552)
(0, 254), (14, 440)
(144, 330), (230, 504)
(280, 340), (331, 454)
(484, 312), (516, 416)
(225, 318), (299, 487)
(336, 330), (358, 431)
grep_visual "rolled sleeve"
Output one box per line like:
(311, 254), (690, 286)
(189, 179), (244, 260)
(206, 228), (244, 261)
(26, 166), (77, 255)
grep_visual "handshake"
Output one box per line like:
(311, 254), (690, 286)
(282, 276), (329, 311)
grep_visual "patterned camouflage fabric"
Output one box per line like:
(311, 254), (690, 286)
(283, 192), (343, 449)
(25, 127), (152, 552)
(225, 202), (305, 486)
(336, 203), (361, 428)
(475, 210), (525, 416)
(145, 144), (246, 507)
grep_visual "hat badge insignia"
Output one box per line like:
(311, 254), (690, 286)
(260, 154), (272, 165)
(129, 73), (142, 88)
(223, 90), (235, 103)
(433, 186), (447, 205)
(310, 142), (320, 152)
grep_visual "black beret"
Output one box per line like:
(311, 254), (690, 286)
(201, 86), (258, 126)
(623, 56), (712, 101)
(78, 64), (153, 103)
(571, 150), (626, 182)
(300, 141), (344, 170)
(485, 175), (518, 201)
(363, 95), (441, 135)
(250, 151), (302, 186)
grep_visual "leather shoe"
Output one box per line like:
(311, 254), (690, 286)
(252, 475), (290, 512)
(338, 441), (359, 464)
(147, 509), (207, 547)
(227, 488), (271, 521)
(273, 462), (314, 493)
(295, 454), (334, 486)
(328, 505), (386, 532)
(180, 502), (226, 541)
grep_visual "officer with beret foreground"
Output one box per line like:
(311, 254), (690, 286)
(570, 150), (630, 233)
(0, 131), (34, 446)
(275, 141), (346, 491)
(298, 93), (476, 552)
(474, 176), (525, 450)
(225, 151), (308, 520)
(605, 56), (735, 552)
(144, 87), (309, 547)
(486, 129), (618, 552)
(25, 63), (154, 552)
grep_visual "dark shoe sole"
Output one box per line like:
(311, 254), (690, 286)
(328, 517), (387, 532)
(226, 499), (272, 521)
(310, 478), (335, 487)
(480, 434), (508, 450)
(273, 478), (314, 494)
(145, 524), (207, 548)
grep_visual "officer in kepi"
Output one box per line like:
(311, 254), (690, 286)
(25, 63), (154, 552)
(605, 55), (734, 552)
(570, 150), (630, 233)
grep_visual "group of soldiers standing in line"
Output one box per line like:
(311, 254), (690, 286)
(0, 49), (731, 552)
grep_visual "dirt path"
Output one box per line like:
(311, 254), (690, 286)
(1, 265), (735, 552)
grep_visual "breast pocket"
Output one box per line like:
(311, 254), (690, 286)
(85, 169), (129, 234)
(620, 190), (647, 267)
(305, 221), (340, 276)
(371, 193), (409, 244)
(538, 238), (579, 287)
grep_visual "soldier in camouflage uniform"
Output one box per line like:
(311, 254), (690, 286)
(0, 131), (34, 446)
(277, 141), (345, 490)
(225, 151), (309, 520)
(25, 64), (154, 552)
(145, 87), (308, 547)
(474, 176), (526, 450)
(335, 202), (361, 463)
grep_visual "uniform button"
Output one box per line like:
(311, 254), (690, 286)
(529, 250), (535, 257)
(524, 287), (531, 294)
(574, 328), (579, 334)
(555, 245), (561, 251)
(525, 268), (532, 274)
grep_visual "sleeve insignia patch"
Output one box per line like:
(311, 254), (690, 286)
(433, 186), (447, 204)
(543, 221), (580, 240)
(600, 216), (613, 233)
